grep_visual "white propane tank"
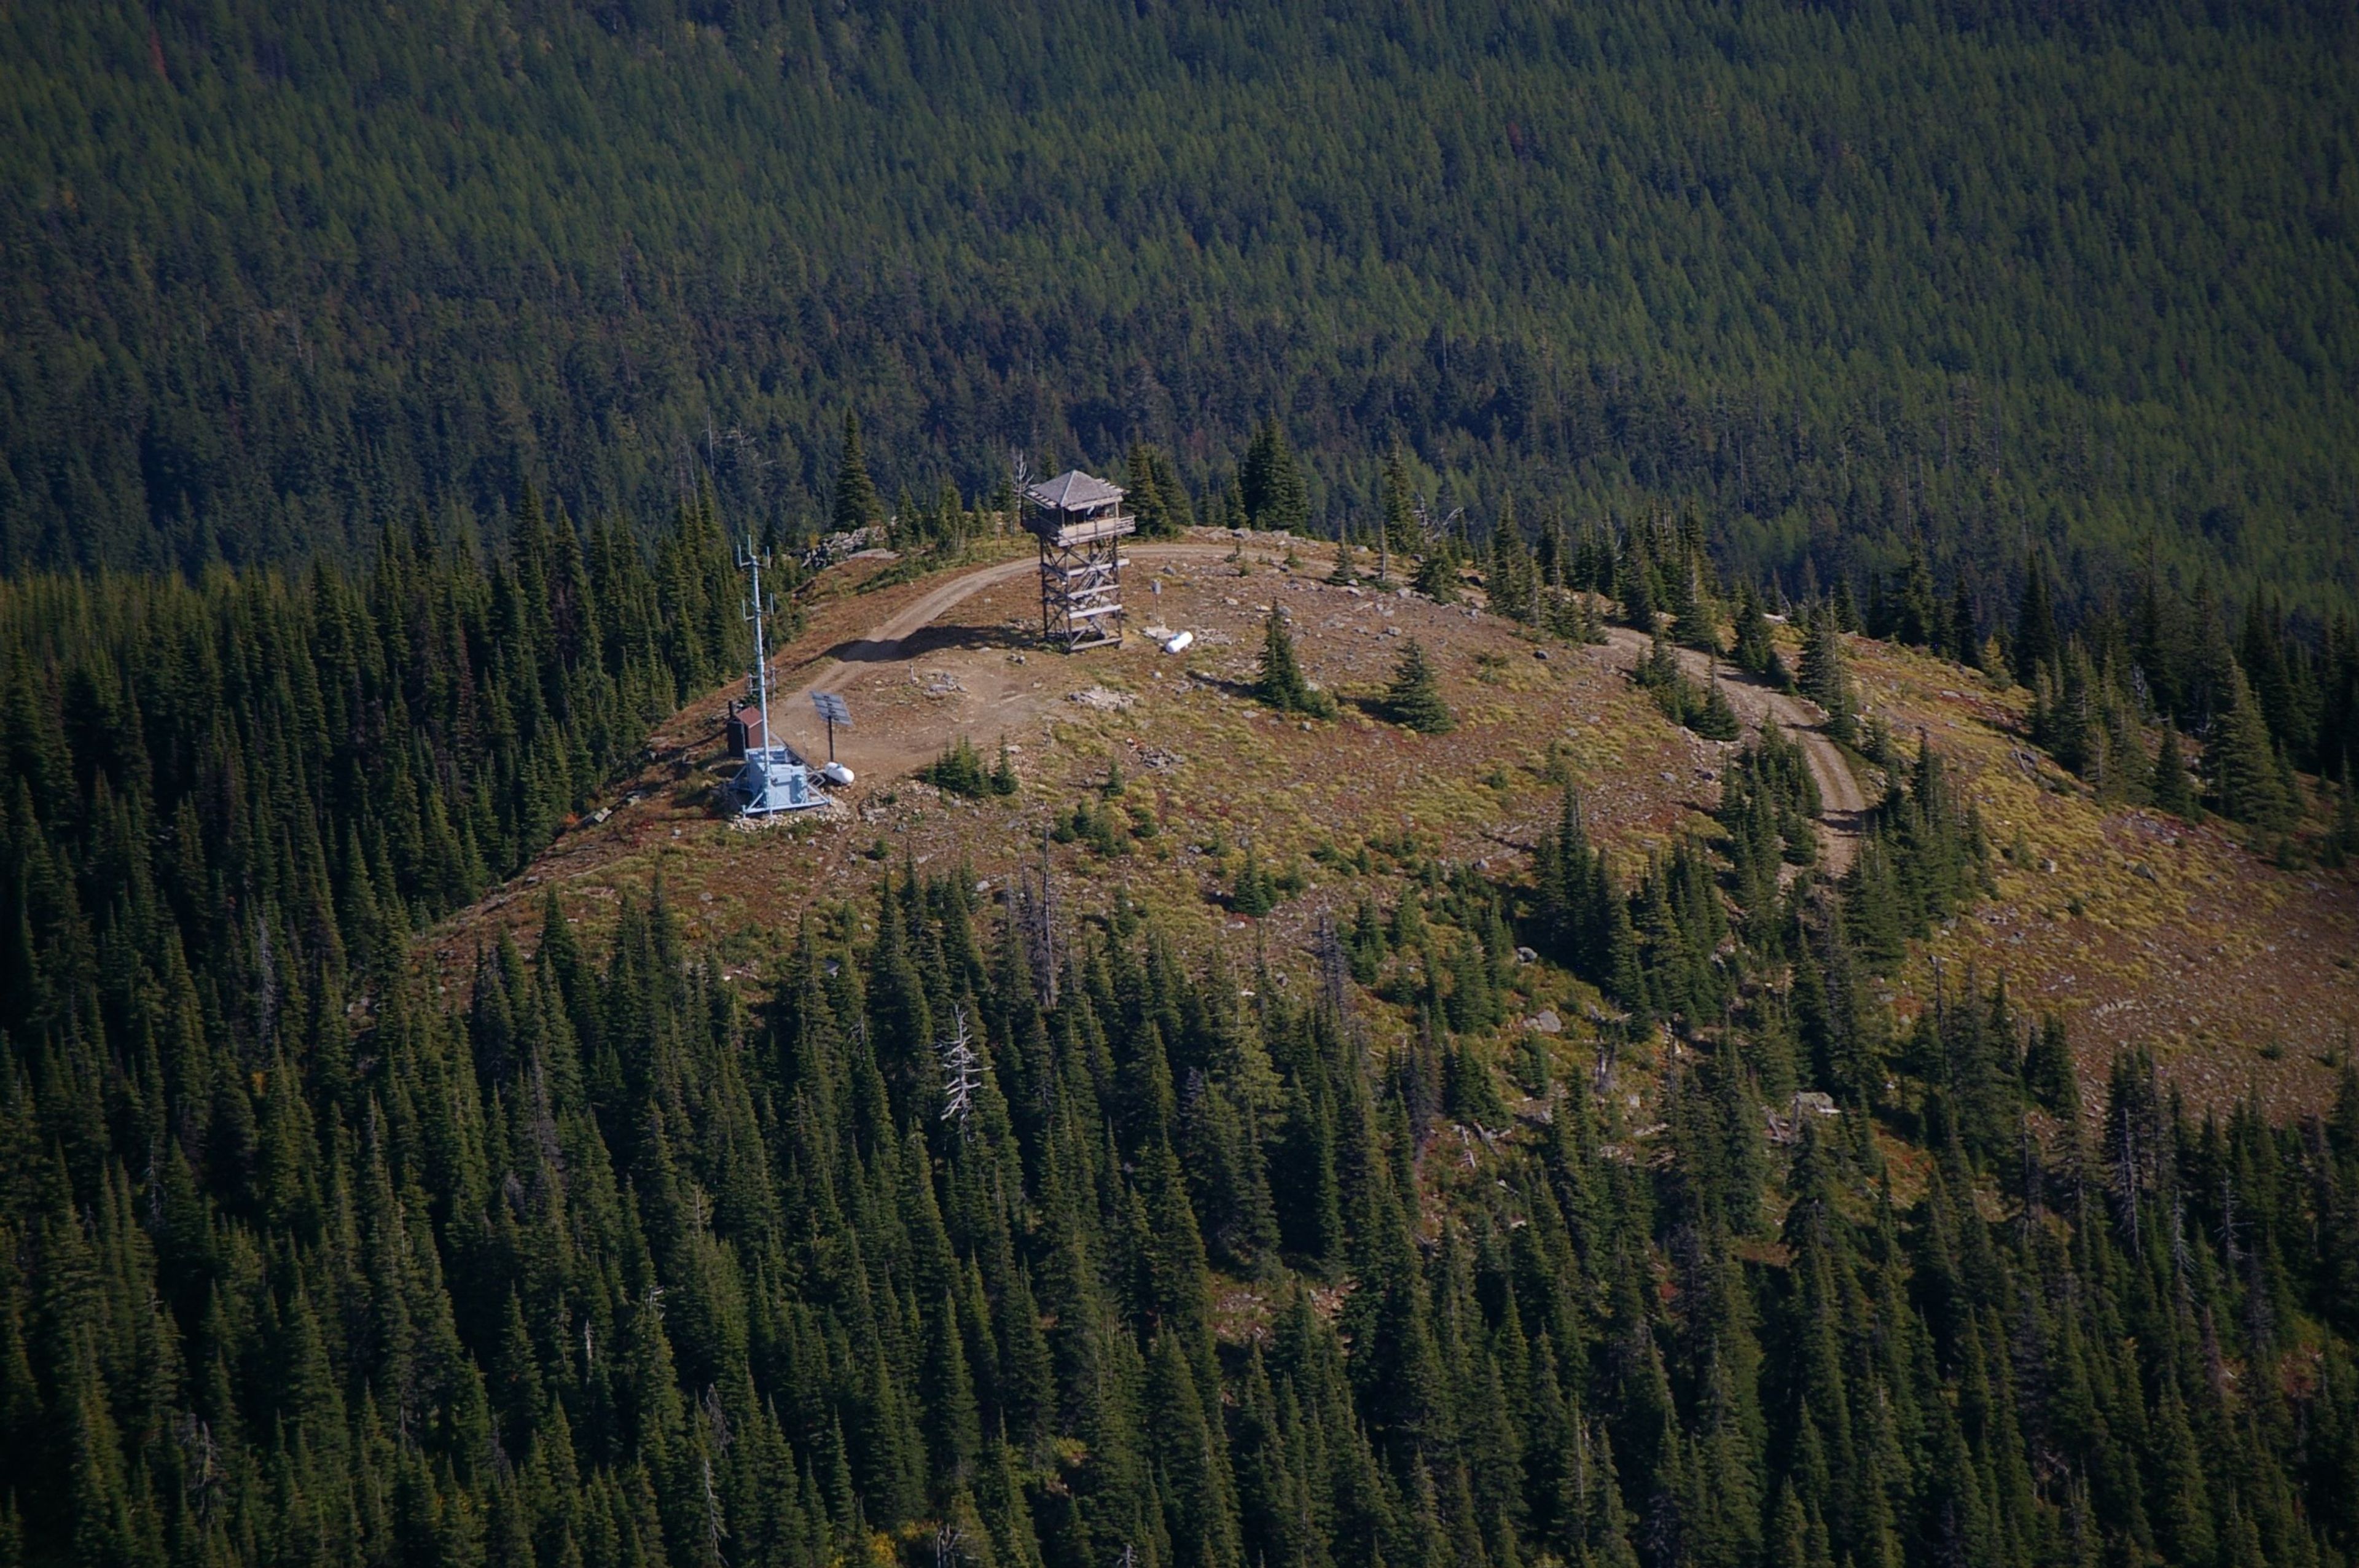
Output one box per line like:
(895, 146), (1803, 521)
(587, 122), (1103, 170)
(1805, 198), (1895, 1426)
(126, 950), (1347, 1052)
(1162, 631), (1194, 654)
(823, 762), (856, 786)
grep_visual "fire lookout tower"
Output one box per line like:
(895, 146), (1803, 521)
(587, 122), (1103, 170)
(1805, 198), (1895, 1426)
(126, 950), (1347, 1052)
(1025, 470), (1135, 652)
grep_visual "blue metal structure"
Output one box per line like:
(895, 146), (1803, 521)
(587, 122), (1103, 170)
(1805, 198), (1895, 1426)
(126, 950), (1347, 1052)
(727, 544), (824, 816)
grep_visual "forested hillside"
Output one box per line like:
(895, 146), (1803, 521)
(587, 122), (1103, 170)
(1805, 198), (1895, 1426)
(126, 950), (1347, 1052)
(10, 2), (2359, 1561)
(4, 489), (2359, 1566)
(11, 832), (2359, 1568)
(5, 0), (2357, 605)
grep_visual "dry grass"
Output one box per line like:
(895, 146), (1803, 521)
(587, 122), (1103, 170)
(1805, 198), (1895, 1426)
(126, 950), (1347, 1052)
(417, 539), (2359, 1125)
(1847, 635), (2358, 1118)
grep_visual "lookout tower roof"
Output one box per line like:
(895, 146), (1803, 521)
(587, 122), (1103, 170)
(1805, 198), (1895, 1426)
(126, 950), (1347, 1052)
(1025, 470), (1125, 513)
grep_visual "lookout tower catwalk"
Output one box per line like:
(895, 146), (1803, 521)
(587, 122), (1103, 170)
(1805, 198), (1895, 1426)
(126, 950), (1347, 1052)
(1025, 469), (1135, 652)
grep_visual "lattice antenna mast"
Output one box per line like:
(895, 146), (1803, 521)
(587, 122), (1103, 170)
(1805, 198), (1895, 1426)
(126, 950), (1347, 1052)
(740, 539), (777, 752)
(938, 1007), (981, 1133)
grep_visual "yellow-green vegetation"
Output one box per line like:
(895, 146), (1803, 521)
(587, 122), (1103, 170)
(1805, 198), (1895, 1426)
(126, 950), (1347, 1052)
(1844, 636), (2359, 1115)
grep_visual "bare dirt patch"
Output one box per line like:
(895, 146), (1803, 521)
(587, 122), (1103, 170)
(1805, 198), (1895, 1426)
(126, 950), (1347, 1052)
(424, 535), (1738, 981)
(421, 536), (2359, 1124)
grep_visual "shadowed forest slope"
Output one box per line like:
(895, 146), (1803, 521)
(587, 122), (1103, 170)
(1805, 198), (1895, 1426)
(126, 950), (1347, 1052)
(4, 0), (2355, 606)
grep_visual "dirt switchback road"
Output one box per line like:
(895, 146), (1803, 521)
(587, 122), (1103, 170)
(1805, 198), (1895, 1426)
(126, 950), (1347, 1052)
(1602, 627), (1868, 872)
(771, 542), (1866, 869)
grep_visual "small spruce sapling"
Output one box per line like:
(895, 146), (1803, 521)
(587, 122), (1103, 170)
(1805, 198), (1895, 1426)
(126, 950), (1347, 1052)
(1328, 524), (1358, 586)
(1384, 639), (1455, 734)
(1255, 606), (1334, 718)
(1232, 844), (1277, 915)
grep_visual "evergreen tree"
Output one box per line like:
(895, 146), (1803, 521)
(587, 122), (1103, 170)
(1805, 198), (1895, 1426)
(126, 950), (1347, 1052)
(2014, 558), (2060, 686)
(2151, 723), (2197, 817)
(1233, 845), (1278, 916)
(1415, 539), (1461, 604)
(2205, 665), (2298, 832)
(1127, 443), (1191, 539)
(1618, 532), (1659, 631)
(1732, 584), (1783, 682)
(1670, 560), (1719, 653)
(1383, 640), (1455, 734)
(1382, 449), (1420, 561)
(1947, 582), (1981, 669)
(1241, 420), (1311, 534)
(834, 412), (886, 534)
(1489, 501), (1536, 624)
(1799, 607), (1858, 746)
(1256, 607), (1331, 719)
(1692, 673), (1741, 742)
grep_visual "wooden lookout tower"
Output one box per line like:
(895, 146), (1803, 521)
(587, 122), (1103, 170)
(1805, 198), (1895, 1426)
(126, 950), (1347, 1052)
(1025, 470), (1135, 652)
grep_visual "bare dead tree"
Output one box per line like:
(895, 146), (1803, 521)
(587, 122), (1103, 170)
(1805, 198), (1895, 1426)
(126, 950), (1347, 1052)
(1007, 447), (1035, 536)
(939, 1007), (981, 1134)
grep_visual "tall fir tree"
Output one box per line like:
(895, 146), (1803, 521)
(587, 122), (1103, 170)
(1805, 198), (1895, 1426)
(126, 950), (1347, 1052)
(834, 411), (886, 534)
(1799, 606), (1858, 746)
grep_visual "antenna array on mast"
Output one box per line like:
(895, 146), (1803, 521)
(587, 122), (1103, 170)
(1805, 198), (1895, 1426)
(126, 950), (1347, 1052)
(724, 540), (824, 816)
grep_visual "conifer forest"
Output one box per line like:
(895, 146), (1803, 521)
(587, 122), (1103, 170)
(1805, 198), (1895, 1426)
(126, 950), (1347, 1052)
(7, 3), (2359, 1568)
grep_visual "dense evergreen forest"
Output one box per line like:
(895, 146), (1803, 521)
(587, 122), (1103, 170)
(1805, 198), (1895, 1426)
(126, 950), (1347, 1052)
(5, 478), (2359, 1567)
(10, 2), (2359, 1557)
(6, 0), (2358, 608)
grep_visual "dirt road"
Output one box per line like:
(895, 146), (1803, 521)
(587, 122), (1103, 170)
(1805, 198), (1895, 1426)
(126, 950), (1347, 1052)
(769, 542), (1255, 755)
(770, 542), (1866, 867)
(767, 544), (1215, 769)
(775, 553), (1044, 714)
(1602, 628), (1868, 871)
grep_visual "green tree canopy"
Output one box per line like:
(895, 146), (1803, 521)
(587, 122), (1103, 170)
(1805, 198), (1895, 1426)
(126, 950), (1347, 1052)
(1383, 638), (1455, 734)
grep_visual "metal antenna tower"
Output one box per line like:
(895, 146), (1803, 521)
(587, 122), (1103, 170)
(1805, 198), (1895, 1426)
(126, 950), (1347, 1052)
(726, 538), (821, 815)
(742, 539), (776, 747)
